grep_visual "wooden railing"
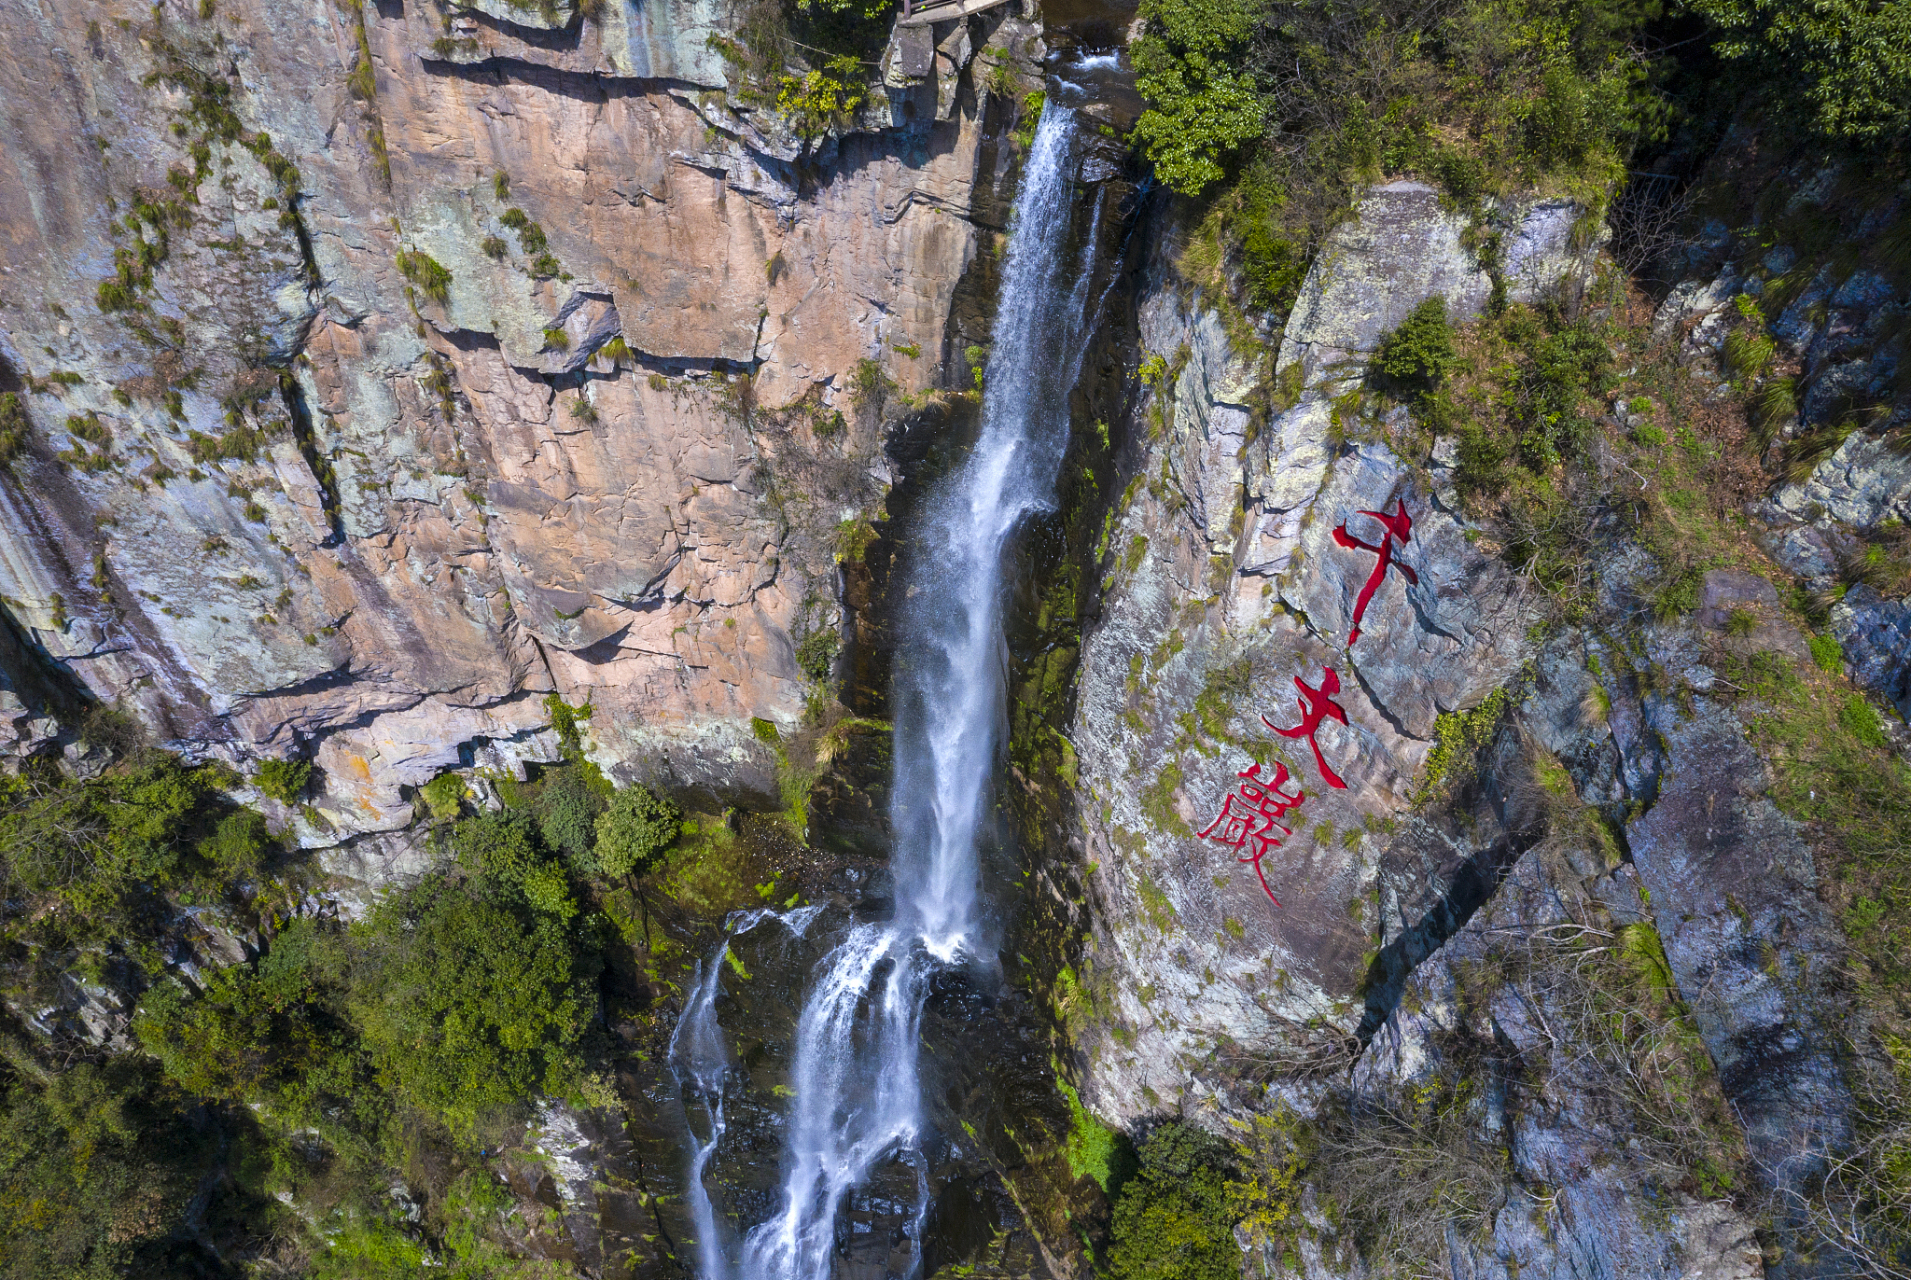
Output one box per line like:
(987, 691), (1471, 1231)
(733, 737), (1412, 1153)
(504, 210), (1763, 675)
(896, 0), (1016, 27)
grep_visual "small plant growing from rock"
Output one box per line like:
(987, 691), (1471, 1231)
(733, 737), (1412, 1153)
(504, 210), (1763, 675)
(481, 235), (507, 260)
(254, 757), (312, 804)
(850, 357), (892, 411)
(775, 57), (866, 142)
(396, 250), (452, 305)
(419, 770), (467, 821)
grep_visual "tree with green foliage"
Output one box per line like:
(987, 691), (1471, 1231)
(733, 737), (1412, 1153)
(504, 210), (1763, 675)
(347, 873), (597, 1133)
(450, 809), (542, 885)
(1688, 0), (1911, 142)
(1108, 1121), (1242, 1280)
(0, 752), (254, 925)
(133, 918), (381, 1137)
(195, 806), (273, 878)
(594, 784), (681, 880)
(0, 1057), (223, 1279)
(776, 56), (867, 141)
(1130, 0), (1266, 195)
(533, 766), (605, 868)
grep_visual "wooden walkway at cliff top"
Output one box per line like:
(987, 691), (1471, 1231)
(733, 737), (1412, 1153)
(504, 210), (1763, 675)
(897, 0), (1016, 26)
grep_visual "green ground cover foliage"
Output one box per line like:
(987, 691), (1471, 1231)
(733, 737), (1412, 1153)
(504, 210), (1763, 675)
(0, 1057), (226, 1280)
(0, 734), (685, 1270)
(1154, 0), (1664, 331)
(1108, 1121), (1243, 1280)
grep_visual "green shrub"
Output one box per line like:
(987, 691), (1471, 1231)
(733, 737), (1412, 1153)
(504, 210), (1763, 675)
(1108, 1121), (1241, 1280)
(519, 861), (577, 918)
(196, 807), (271, 878)
(533, 766), (604, 867)
(776, 57), (866, 141)
(419, 771), (466, 822)
(1809, 632), (1844, 673)
(1373, 297), (1457, 396)
(795, 628), (838, 683)
(450, 809), (540, 886)
(850, 356), (890, 410)
(1688, 0), (1911, 141)
(1519, 319), (1609, 466)
(1523, 61), (1625, 169)
(0, 752), (223, 918)
(0, 1058), (221, 1278)
(133, 926), (336, 1105)
(593, 785), (681, 879)
(253, 757), (311, 804)
(348, 873), (595, 1132)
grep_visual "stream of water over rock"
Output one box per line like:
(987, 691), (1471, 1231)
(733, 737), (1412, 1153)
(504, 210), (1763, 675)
(666, 102), (1099, 1280)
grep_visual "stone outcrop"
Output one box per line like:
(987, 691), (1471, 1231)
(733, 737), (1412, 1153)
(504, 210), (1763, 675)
(0, 0), (1039, 848)
(1064, 175), (1869, 1276)
(1658, 167), (1911, 726)
(1070, 182), (1586, 1125)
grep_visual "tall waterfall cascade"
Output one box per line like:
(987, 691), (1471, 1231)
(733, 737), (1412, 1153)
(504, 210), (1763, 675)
(671, 102), (1101, 1280)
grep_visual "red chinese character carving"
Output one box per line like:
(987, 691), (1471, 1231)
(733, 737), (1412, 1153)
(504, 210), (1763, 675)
(1332, 499), (1418, 644)
(1199, 761), (1305, 906)
(1263, 667), (1351, 790)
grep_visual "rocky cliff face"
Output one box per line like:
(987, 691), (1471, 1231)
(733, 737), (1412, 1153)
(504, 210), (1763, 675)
(5, 0), (1911, 1273)
(1068, 182), (1578, 1124)
(0, 0), (1037, 854)
(1054, 162), (1911, 1275)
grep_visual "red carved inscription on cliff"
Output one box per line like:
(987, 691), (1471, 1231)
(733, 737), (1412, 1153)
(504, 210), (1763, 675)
(1198, 761), (1305, 906)
(1264, 667), (1351, 790)
(1332, 499), (1418, 644)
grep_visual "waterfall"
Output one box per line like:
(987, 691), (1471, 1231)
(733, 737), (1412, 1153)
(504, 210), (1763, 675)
(668, 951), (732, 1280)
(668, 906), (823, 1277)
(682, 103), (1096, 1280)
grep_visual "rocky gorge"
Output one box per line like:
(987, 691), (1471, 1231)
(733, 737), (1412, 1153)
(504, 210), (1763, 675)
(1, 0), (1910, 1278)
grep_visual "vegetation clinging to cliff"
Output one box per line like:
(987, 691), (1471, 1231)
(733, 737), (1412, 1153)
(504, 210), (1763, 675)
(1153, 0), (1659, 335)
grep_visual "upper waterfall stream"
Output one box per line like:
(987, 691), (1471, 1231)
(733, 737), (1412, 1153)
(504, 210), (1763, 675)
(668, 103), (1100, 1280)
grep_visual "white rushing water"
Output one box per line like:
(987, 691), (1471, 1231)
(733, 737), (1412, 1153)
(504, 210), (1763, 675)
(679, 103), (1098, 1280)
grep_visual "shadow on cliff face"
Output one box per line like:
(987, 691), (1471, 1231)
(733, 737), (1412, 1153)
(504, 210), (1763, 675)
(1355, 722), (1550, 1044)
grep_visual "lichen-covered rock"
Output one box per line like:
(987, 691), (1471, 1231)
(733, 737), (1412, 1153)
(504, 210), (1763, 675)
(1614, 691), (1852, 1188)
(1771, 429), (1911, 528)
(1069, 179), (1583, 1124)
(0, 0), (1033, 838)
(1831, 585), (1911, 722)
(1354, 846), (1767, 1280)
